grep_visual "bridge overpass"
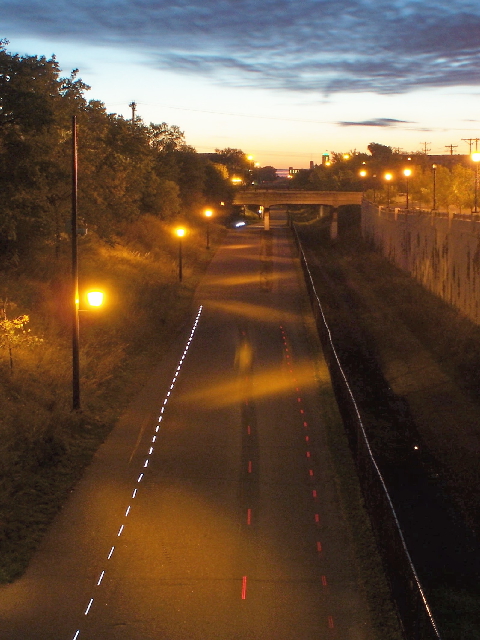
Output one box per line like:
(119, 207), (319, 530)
(233, 189), (363, 208)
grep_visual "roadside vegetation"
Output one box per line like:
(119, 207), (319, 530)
(0, 216), (230, 582)
(0, 40), (244, 582)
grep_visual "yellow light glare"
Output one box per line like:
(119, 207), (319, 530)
(472, 152), (480, 163)
(231, 177), (242, 184)
(87, 291), (104, 307)
(359, 170), (367, 177)
(384, 172), (393, 181)
(403, 168), (412, 177)
(204, 209), (213, 218)
(176, 227), (186, 238)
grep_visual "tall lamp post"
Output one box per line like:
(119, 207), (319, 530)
(175, 227), (186, 282)
(247, 155), (254, 185)
(204, 209), (213, 249)
(384, 172), (393, 208)
(71, 116), (81, 411)
(71, 116), (106, 410)
(403, 168), (412, 209)
(432, 164), (437, 211)
(472, 152), (480, 214)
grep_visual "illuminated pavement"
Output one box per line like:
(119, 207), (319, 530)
(0, 209), (373, 639)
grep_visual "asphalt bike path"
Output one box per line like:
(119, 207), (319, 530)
(0, 210), (373, 639)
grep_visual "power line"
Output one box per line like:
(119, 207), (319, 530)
(462, 138), (480, 152)
(105, 101), (333, 125)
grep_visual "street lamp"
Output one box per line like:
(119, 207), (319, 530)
(175, 227), (186, 281)
(87, 291), (104, 307)
(403, 168), (412, 209)
(359, 169), (367, 196)
(472, 152), (480, 213)
(384, 172), (393, 208)
(204, 209), (213, 250)
(72, 289), (105, 411)
(432, 164), (437, 211)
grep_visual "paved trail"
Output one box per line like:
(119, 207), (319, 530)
(0, 210), (373, 639)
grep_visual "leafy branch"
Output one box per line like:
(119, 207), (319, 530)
(0, 302), (43, 372)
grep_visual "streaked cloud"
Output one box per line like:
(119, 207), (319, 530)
(3, 0), (480, 95)
(338, 118), (410, 127)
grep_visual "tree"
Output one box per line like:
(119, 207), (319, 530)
(148, 123), (186, 152)
(255, 165), (277, 183)
(451, 164), (474, 212)
(0, 44), (91, 256)
(0, 301), (42, 372)
(203, 162), (234, 206)
(142, 173), (180, 219)
(214, 148), (248, 176)
(367, 142), (393, 162)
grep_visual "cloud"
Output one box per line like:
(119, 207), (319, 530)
(3, 0), (480, 95)
(338, 118), (410, 127)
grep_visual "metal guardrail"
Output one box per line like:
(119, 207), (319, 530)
(293, 225), (442, 640)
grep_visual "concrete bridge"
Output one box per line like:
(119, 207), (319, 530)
(233, 189), (363, 208)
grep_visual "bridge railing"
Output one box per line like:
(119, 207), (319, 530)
(292, 224), (442, 640)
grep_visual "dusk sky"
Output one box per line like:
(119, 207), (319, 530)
(3, 0), (480, 168)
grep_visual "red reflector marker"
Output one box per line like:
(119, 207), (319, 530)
(241, 576), (248, 599)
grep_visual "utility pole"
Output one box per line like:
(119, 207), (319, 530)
(445, 144), (458, 155)
(129, 101), (137, 124)
(462, 138), (480, 153)
(420, 142), (431, 154)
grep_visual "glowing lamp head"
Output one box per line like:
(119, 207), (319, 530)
(87, 291), (104, 307)
(472, 152), (480, 163)
(403, 168), (412, 177)
(204, 209), (213, 218)
(384, 172), (393, 181)
(175, 227), (186, 238)
(359, 170), (367, 177)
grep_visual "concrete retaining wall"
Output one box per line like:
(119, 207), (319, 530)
(361, 201), (480, 324)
